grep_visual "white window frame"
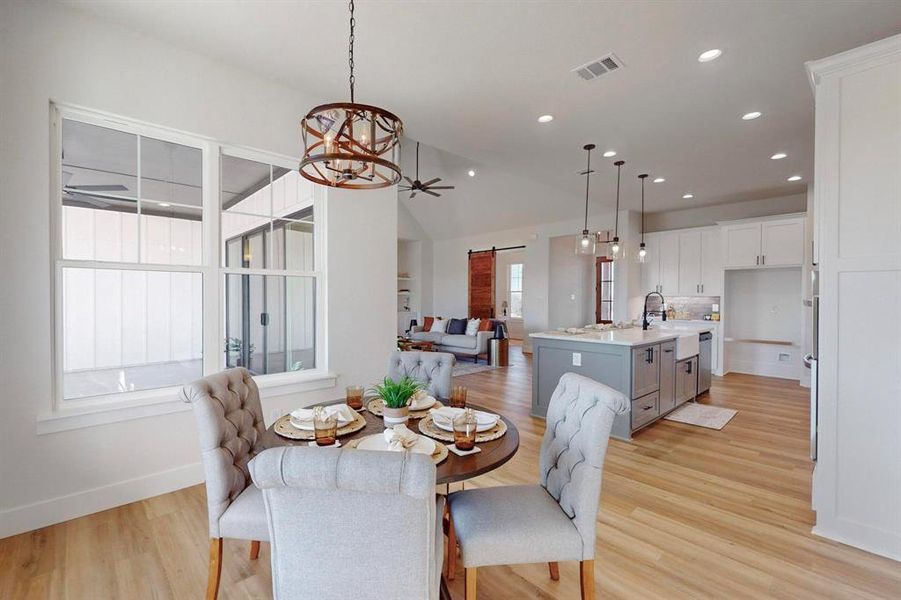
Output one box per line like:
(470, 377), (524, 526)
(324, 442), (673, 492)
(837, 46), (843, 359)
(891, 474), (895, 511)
(508, 262), (524, 319)
(40, 103), (333, 434)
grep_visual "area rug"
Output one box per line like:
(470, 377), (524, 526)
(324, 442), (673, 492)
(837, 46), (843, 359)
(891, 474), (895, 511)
(664, 403), (737, 430)
(453, 363), (500, 377)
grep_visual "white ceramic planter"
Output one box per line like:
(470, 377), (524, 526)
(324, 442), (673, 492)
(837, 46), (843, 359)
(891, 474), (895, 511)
(383, 406), (410, 427)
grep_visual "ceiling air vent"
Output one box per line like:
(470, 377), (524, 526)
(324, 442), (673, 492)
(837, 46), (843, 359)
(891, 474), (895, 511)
(573, 53), (624, 81)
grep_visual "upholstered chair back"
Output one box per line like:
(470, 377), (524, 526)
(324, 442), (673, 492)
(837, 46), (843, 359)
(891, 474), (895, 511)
(387, 350), (455, 399)
(250, 447), (441, 600)
(538, 372), (628, 560)
(181, 368), (266, 538)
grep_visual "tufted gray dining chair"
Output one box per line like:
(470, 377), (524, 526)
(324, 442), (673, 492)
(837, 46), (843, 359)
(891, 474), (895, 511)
(250, 446), (444, 600)
(387, 350), (456, 399)
(181, 367), (269, 600)
(447, 372), (628, 600)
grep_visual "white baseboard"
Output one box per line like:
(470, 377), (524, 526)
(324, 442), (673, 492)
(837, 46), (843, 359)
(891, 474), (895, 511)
(813, 520), (901, 563)
(727, 360), (800, 381)
(0, 461), (203, 540)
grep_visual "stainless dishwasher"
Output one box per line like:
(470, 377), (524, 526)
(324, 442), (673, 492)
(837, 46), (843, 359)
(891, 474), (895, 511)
(698, 331), (712, 394)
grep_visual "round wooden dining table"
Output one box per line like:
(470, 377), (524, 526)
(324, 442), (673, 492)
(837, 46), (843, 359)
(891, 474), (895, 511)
(262, 400), (520, 485)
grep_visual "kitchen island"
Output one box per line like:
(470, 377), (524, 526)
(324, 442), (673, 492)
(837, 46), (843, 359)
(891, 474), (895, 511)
(530, 326), (710, 440)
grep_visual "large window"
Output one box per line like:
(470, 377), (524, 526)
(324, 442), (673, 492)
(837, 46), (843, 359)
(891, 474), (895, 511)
(509, 263), (523, 318)
(53, 106), (324, 408)
(596, 257), (614, 323)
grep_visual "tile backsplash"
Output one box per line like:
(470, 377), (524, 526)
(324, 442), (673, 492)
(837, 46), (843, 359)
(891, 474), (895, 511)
(646, 295), (721, 321)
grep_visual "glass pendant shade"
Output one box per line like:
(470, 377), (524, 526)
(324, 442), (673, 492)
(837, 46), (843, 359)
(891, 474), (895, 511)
(638, 242), (648, 263)
(609, 236), (621, 260)
(576, 229), (597, 255)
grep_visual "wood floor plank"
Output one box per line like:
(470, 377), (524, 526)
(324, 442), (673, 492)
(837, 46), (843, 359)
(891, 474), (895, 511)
(1, 343), (899, 598)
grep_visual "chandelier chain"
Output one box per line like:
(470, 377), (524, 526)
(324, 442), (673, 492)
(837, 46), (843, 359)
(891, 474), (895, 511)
(348, 0), (356, 102)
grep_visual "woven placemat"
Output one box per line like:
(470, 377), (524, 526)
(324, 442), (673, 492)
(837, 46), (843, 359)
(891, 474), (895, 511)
(418, 414), (508, 443)
(273, 410), (367, 441)
(345, 434), (448, 465)
(365, 398), (443, 420)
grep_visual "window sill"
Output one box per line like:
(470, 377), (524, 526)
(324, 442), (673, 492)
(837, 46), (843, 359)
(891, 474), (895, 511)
(37, 370), (338, 435)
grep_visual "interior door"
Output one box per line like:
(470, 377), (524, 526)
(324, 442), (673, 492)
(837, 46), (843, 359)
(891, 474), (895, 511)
(677, 231), (702, 295)
(468, 250), (496, 319)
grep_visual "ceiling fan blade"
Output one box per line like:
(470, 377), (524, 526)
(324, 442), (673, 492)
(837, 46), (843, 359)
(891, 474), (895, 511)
(403, 176), (414, 186)
(409, 191), (417, 199)
(425, 185), (455, 190)
(422, 189), (440, 197)
(420, 178), (441, 188)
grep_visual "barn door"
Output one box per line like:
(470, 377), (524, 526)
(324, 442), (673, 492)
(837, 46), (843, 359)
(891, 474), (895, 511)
(468, 250), (496, 319)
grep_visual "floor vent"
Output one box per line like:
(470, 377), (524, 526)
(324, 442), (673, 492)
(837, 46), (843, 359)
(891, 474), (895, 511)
(573, 53), (624, 81)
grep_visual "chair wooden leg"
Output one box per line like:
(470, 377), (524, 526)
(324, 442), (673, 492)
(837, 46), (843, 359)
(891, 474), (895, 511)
(249, 540), (261, 560)
(548, 561), (560, 581)
(206, 538), (223, 600)
(444, 512), (457, 580)
(579, 560), (595, 600)
(465, 567), (477, 600)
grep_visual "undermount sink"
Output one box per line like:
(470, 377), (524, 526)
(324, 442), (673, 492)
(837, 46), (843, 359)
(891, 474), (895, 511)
(650, 324), (699, 359)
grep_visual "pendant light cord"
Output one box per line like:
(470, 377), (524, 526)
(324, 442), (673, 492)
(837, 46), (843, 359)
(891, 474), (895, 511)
(348, 0), (356, 103)
(640, 175), (645, 243)
(614, 162), (621, 237)
(583, 147), (592, 230)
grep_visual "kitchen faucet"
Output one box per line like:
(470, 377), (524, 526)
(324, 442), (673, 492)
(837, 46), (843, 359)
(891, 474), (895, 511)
(642, 291), (667, 330)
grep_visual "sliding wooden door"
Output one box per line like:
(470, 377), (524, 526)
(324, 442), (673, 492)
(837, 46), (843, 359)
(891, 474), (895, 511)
(468, 250), (496, 318)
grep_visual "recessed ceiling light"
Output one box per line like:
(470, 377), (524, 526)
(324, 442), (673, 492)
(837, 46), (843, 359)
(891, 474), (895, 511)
(467, 169), (476, 177)
(603, 150), (617, 158)
(787, 175), (802, 182)
(158, 202), (171, 207)
(742, 111), (762, 120)
(682, 193), (694, 199)
(653, 177), (665, 183)
(537, 115), (554, 123)
(698, 49), (723, 63)
(771, 152), (787, 160)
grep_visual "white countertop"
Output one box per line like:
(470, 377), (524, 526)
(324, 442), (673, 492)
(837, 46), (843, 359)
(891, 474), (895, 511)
(530, 328), (682, 347)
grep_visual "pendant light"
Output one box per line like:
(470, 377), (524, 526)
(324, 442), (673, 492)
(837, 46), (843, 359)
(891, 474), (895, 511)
(575, 144), (597, 255)
(638, 173), (648, 263)
(609, 160), (625, 259)
(299, 0), (403, 189)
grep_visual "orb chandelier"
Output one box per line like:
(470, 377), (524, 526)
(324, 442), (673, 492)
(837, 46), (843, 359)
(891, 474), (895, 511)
(299, 0), (403, 189)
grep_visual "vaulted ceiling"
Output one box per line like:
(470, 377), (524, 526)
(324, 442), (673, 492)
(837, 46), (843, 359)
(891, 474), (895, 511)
(66, 0), (901, 239)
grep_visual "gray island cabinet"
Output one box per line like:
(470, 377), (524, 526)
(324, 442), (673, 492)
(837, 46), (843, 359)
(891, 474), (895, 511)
(530, 329), (696, 440)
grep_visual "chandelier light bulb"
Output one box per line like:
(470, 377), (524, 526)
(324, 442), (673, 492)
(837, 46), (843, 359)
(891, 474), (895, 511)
(638, 245), (647, 263)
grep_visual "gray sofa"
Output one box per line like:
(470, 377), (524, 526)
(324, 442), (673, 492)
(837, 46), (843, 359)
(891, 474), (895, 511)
(409, 325), (493, 363)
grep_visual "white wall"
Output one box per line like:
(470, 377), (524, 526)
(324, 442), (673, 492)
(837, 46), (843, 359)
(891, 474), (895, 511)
(0, 2), (397, 537)
(645, 193), (808, 232)
(548, 236), (594, 329)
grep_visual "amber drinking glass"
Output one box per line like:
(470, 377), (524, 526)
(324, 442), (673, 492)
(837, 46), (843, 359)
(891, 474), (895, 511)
(313, 408), (339, 447)
(345, 385), (364, 410)
(450, 385), (468, 409)
(453, 409), (477, 451)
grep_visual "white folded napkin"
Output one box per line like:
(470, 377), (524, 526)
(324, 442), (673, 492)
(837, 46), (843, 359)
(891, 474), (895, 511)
(290, 404), (355, 424)
(409, 389), (436, 411)
(429, 406), (498, 428)
(383, 424), (419, 451)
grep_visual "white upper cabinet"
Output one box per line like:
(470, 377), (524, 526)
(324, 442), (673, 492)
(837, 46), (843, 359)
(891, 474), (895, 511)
(658, 232), (680, 295)
(723, 223), (763, 268)
(722, 217), (804, 269)
(677, 231), (702, 295)
(761, 218), (805, 266)
(700, 227), (723, 296)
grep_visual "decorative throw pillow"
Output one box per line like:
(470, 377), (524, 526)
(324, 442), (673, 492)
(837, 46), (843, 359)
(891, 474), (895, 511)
(429, 318), (448, 333)
(447, 318), (467, 335)
(422, 316), (435, 331)
(465, 318), (481, 336)
(477, 319), (496, 332)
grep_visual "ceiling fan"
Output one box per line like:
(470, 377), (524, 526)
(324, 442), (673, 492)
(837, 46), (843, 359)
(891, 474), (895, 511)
(399, 142), (455, 199)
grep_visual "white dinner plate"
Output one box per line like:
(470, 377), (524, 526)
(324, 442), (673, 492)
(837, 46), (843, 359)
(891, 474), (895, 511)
(430, 408), (498, 433)
(355, 433), (436, 455)
(289, 405), (355, 431)
(409, 395), (437, 411)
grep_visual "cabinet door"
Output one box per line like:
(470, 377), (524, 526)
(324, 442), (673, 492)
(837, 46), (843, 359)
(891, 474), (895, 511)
(700, 228), (723, 296)
(676, 357), (698, 405)
(761, 218), (804, 266)
(631, 345), (660, 399)
(723, 223), (761, 268)
(677, 231), (702, 295)
(658, 340), (676, 413)
(658, 232), (680, 295)
(640, 233), (660, 294)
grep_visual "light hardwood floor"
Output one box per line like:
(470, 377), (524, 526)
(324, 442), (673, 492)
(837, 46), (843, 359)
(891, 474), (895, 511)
(2, 344), (900, 599)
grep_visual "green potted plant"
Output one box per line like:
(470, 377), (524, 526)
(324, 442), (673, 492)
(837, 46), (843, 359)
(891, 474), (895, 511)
(370, 376), (422, 426)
